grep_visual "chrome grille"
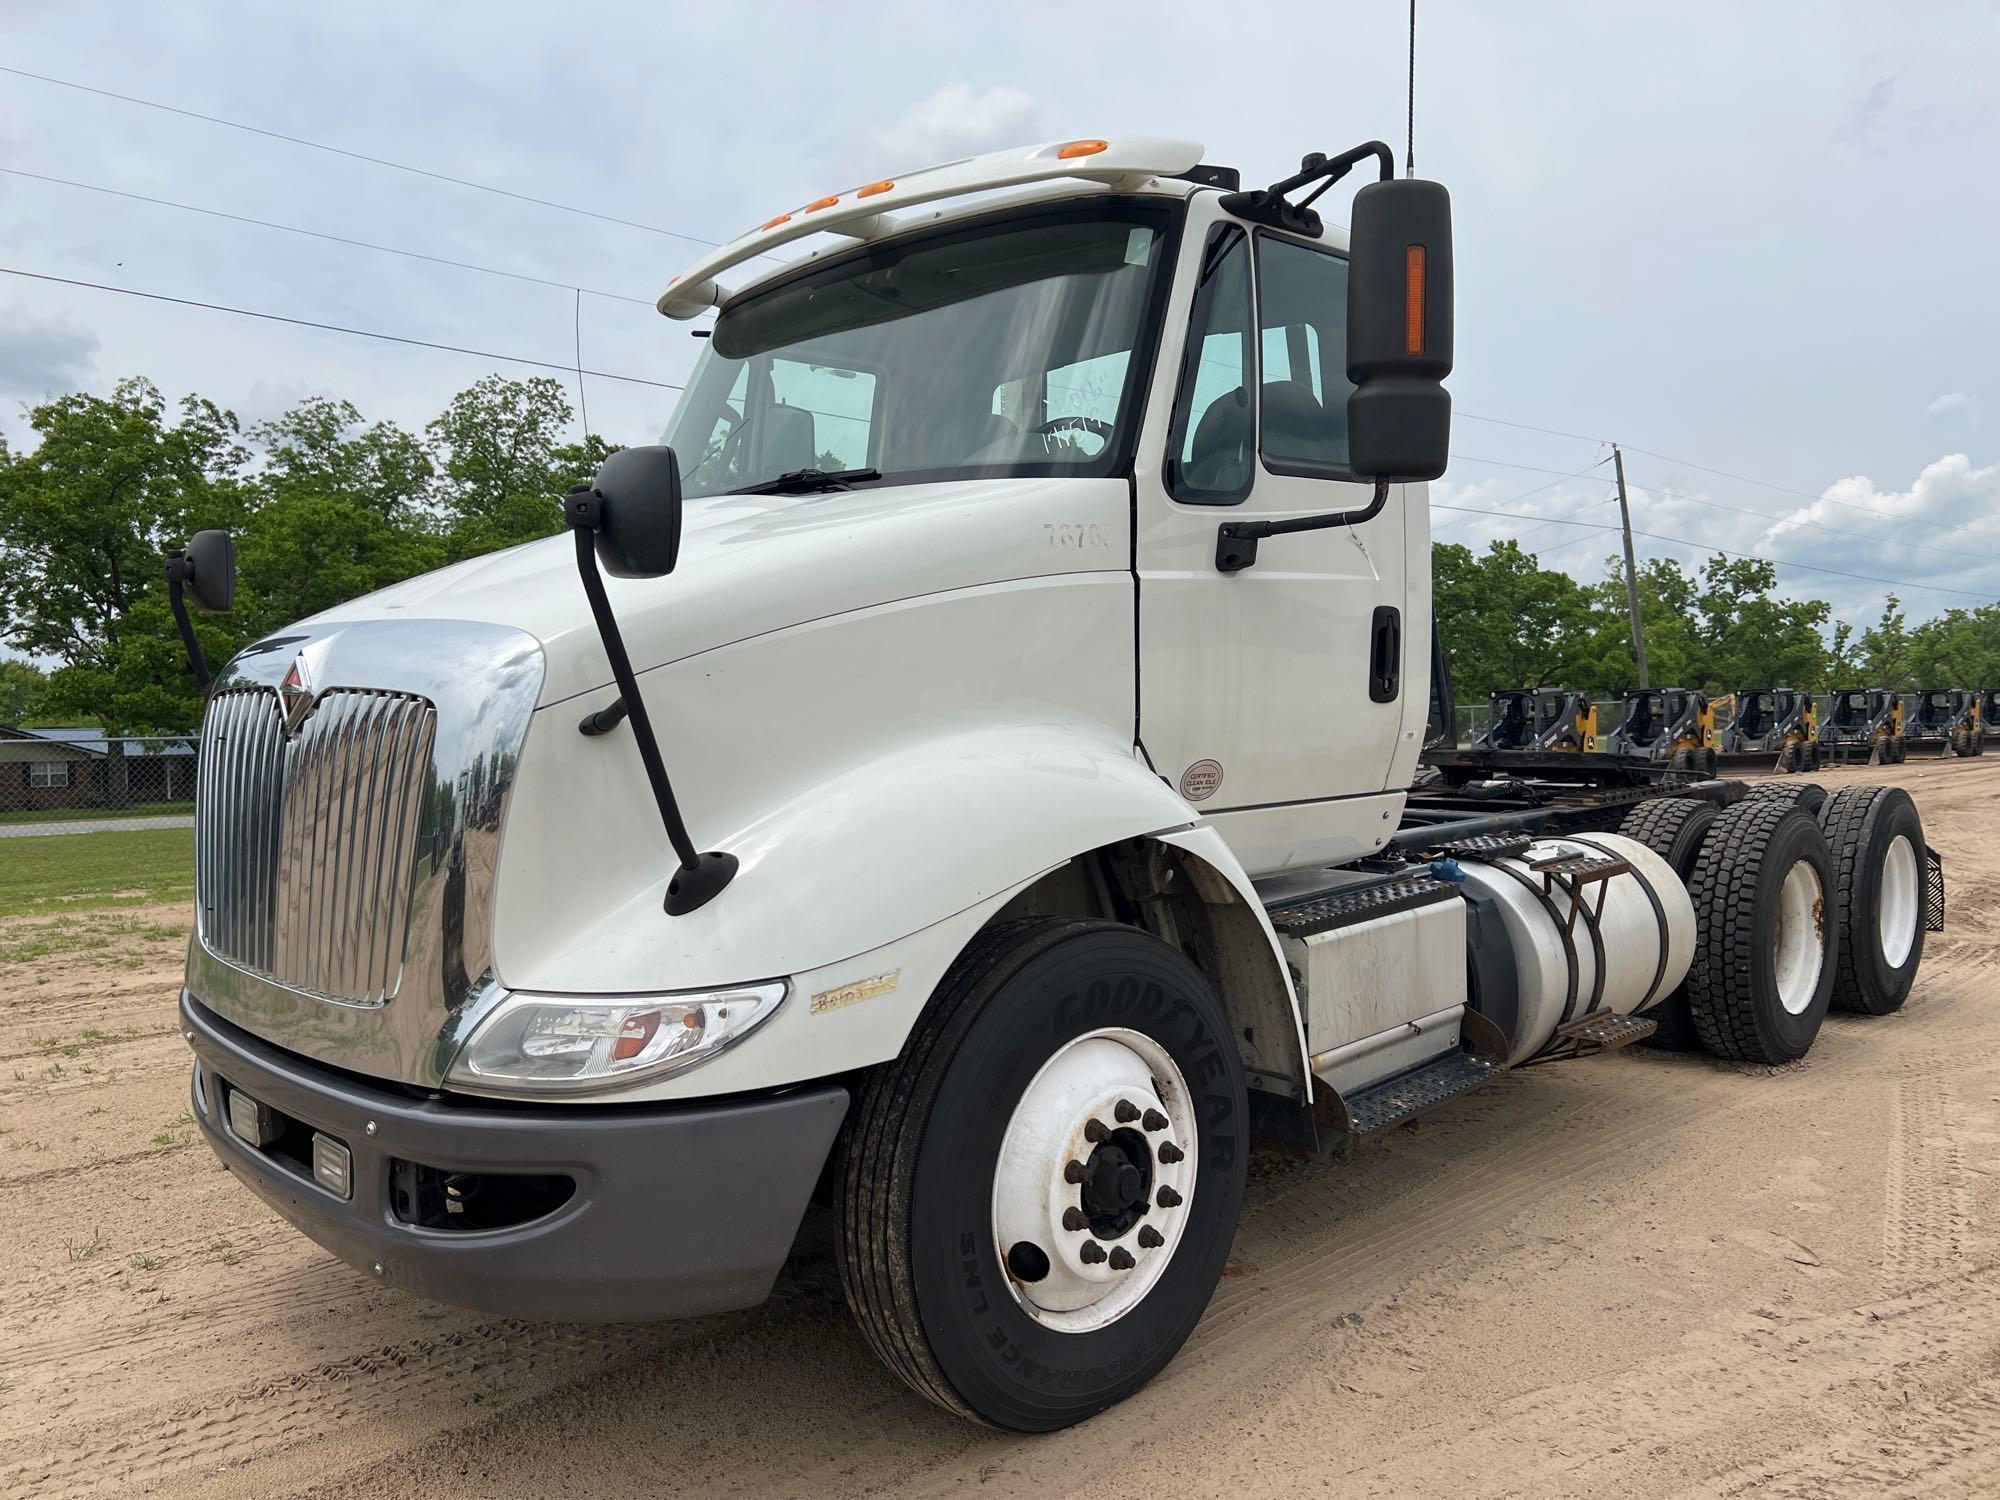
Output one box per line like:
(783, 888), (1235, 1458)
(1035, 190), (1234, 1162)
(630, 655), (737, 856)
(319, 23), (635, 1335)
(197, 687), (437, 1005)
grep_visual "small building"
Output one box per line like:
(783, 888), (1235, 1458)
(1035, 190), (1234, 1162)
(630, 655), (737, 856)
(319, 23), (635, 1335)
(0, 726), (198, 814)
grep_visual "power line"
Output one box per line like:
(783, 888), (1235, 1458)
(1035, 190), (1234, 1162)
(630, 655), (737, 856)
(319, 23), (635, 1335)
(1433, 454), (1614, 532)
(1457, 407), (2000, 549)
(0, 165), (655, 305)
(1635, 480), (2000, 567)
(0, 63), (725, 249)
(1447, 452), (1618, 480)
(0, 266), (685, 391)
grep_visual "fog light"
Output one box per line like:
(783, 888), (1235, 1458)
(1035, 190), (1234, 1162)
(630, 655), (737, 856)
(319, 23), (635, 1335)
(227, 1087), (277, 1147)
(311, 1133), (352, 1199)
(447, 982), (787, 1094)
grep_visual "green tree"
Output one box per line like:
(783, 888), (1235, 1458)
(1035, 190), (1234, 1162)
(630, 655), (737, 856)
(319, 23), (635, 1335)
(1858, 595), (1911, 689)
(0, 657), (47, 724)
(0, 378), (250, 732)
(427, 376), (610, 560)
(1434, 539), (1595, 699)
(239, 398), (445, 635)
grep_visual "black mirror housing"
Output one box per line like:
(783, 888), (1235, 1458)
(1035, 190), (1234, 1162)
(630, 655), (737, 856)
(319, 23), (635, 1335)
(577, 446), (683, 579)
(183, 529), (237, 613)
(1345, 177), (1454, 482)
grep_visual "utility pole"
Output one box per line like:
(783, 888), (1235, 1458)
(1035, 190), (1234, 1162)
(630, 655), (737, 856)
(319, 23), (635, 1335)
(1613, 444), (1649, 688)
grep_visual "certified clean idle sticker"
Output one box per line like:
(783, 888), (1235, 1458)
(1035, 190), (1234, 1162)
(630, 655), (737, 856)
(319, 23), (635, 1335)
(1179, 759), (1224, 802)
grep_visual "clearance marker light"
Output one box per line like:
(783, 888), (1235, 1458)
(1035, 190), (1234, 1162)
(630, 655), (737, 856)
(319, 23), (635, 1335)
(1404, 244), (1426, 355)
(856, 179), (895, 197)
(1056, 138), (1109, 159)
(803, 195), (841, 213)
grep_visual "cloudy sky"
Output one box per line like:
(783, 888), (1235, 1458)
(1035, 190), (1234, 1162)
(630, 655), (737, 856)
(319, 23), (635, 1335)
(3, 1), (1997, 631)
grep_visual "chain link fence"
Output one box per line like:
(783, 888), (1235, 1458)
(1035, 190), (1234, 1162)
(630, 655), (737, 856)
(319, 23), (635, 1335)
(0, 732), (199, 837)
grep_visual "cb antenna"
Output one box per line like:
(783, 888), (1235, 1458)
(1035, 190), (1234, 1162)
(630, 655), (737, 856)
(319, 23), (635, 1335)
(1406, 0), (1418, 178)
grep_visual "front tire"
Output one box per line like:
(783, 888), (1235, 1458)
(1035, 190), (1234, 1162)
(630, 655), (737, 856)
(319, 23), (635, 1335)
(836, 919), (1248, 1430)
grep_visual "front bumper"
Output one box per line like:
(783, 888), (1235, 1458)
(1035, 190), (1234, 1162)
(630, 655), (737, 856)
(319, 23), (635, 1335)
(182, 992), (848, 1322)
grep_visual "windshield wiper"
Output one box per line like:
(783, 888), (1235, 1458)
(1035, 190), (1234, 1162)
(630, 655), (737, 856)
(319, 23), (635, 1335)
(735, 466), (882, 495)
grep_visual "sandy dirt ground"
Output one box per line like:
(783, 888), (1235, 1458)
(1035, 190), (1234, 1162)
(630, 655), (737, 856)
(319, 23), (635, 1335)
(5, 755), (1999, 1499)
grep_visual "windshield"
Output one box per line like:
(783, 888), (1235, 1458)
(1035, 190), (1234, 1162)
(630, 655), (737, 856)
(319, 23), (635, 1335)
(662, 202), (1175, 498)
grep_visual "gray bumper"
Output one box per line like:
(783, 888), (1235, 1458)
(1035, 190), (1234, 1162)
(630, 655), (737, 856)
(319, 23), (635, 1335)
(181, 992), (848, 1322)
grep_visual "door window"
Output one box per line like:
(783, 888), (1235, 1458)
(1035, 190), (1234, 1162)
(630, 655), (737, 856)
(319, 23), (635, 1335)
(1255, 235), (1355, 474)
(1164, 226), (1255, 504)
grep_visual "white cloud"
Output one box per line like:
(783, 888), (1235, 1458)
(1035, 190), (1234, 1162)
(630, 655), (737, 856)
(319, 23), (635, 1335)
(0, 306), (99, 400)
(1927, 391), (1975, 420)
(870, 84), (1045, 164)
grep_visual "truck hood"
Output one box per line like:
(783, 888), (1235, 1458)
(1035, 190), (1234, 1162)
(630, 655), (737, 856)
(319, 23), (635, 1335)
(303, 475), (1130, 706)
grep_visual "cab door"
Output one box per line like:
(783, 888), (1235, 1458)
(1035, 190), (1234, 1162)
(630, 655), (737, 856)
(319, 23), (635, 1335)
(1133, 196), (1424, 875)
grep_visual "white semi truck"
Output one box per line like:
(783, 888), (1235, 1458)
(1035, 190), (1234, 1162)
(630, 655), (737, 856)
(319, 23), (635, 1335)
(168, 136), (1939, 1431)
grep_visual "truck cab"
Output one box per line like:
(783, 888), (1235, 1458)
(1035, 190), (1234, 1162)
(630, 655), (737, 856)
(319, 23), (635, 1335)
(173, 136), (1926, 1432)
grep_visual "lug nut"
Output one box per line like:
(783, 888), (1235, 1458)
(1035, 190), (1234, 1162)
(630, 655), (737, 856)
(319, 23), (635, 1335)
(1079, 1240), (1108, 1264)
(1142, 1108), (1169, 1132)
(1062, 1207), (1088, 1232)
(1108, 1246), (1136, 1271)
(1157, 1141), (1185, 1164)
(1064, 1159), (1087, 1184)
(1138, 1225), (1165, 1249)
(1114, 1099), (1140, 1124)
(1083, 1118), (1110, 1144)
(1157, 1185), (1183, 1208)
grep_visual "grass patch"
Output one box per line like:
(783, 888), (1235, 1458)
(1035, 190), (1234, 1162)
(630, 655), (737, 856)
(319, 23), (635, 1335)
(0, 801), (193, 826)
(0, 828), (195, 917)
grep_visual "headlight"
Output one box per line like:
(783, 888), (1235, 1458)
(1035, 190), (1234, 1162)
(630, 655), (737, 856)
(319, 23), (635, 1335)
(447, 982), (787, 1094)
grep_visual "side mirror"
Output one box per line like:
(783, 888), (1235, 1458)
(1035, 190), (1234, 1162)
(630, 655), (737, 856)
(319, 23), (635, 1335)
(1345, 177), (1454, 482)
(176, 529), (237, 613)
(164, 528), (235, 697)
(568, 445), (682, 579)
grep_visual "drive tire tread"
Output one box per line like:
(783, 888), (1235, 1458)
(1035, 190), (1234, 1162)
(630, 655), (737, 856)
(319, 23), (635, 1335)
(1618, 797), (1721, 1051)
(1685, 799), (1836, 1064)
(1817, 785), (1927, 1016)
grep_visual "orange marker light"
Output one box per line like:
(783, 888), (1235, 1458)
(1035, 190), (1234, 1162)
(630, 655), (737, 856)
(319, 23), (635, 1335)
(760, 212), (792, 231)
(1057, 138), (1109, 159)
(804, 194), (841, 213)
(856, 178), (895, 197)
(1404, 245), (1426, 355)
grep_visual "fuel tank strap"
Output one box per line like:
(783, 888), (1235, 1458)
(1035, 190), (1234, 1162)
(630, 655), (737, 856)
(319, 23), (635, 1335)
(1470, 855), (1581, 1023)
(1563, 834), (1670, 1010)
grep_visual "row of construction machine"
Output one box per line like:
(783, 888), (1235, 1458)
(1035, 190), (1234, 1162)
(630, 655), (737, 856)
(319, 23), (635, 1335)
(1435, 676), (1996, 782)
(1901, 689), (1986, 758)
(1719, 688), (1821, 774)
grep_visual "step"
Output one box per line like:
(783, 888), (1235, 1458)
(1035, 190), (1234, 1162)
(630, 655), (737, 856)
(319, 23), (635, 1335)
(1266, 876), (1457, 939)
(1522, 1010), (1658, 1065)
(1340, 1050), (1498, 1134)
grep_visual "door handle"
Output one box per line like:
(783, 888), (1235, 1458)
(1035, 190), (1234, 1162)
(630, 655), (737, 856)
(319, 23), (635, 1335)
(1369, 606), (1401, 703)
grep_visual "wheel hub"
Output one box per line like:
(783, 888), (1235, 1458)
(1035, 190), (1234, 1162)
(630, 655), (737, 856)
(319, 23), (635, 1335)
(990, 1028), (1199, 1334)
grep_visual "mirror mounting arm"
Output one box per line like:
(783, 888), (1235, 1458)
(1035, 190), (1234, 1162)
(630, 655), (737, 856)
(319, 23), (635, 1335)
(1218, 140), (1395, 237)
(1215, 480), (1390, 573)
(163, 552), (212, 697)
(563, 486), (737, 915)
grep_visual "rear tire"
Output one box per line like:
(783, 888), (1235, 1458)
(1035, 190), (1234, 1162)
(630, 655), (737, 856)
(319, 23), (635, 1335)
(836, 918), (1247, 1431)
(1685, 800), (1838, 1064)
(1818, 786), (1927, 1016)
(1617, 797), (1721, 1051)
(1743, 779), (1827, 815)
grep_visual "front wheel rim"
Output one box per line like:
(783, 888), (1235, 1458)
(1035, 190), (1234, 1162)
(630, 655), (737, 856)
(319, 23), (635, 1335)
(990, 1027), (1198, 1334)
(1774, 860), (1827, 1015)
(1878, 834), (1920, 969)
